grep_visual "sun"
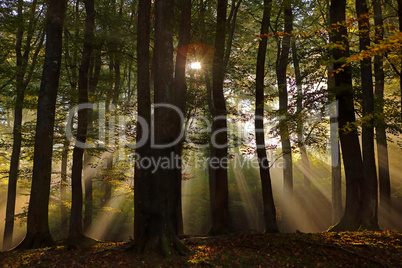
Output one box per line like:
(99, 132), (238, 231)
(190, 62), (202, 70)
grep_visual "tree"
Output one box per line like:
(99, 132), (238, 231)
(134, 0), (151, 241)
(174, 0), (192, 235)
(3, 0), (44, 250)
(15, 0), (67, 249)
(68, 0), (96, 245)
(328, 0), (365, 232)
(255, 0), (279, 234)
(356, 0), (379, 230)
(134, 0), (190, 256)
(209, 0), (229, 235)
(276, 0), (293, 232)
(373, 0), (391, 228)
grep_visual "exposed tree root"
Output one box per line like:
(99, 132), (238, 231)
(132, 235), (191, 257)
(66, 234), (99, 249)
(328, 216), (361, 232)
(13, 232), (55, 251)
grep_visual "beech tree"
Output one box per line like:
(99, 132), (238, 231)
(133, 0), (151, 241)
(3, 0), (44, 250)
(16, 0), (67, 249)
(134, 0), (190, 256)
(68, 0), (96, 245)
(356, 0), (379, 231)
(255, 0), (279, 233)
(276, 0), (293, 231)
(173, 0), (192, 235)
(328, 0), (365, 232)
(208, 0), (229, 235)
(373, 0), (391, 227)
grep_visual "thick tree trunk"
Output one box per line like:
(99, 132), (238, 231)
(135, 0), (190, 256)
(356, 0), (379, 231)
(208, 0), (229, 236)
(3, 0), (40, 250)
(373, 0), (391, 228)
(275, 0), (293, 232)
(173, 0), (192, 235)
(255, 0), (279, 234)
(68, 0), (95, 244)
(15, 0), (67, 250)
(328, 0), (364, 232)
(134, 0), (151, 242)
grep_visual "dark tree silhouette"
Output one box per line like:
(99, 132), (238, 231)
(276, 0), (293, 232)
(209, 0), (229, 235)
(134, 0), (151, 242)
(328, 0), (364, 232)
(255, 0), (279, 234)
(68, 0), (96, 245)
(356, 0), (379, 231)
(373, 0), (391, 228)
(15, 0), (67, 250)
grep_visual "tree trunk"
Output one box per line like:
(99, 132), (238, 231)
(15, 0), (67, 250)
(135, 0), (190, 256)
(68, 0), (95, 244)
(373, 0), (391, 228)
(328, 0), (364, 232)
(275, 0), (293, 232)
(134, 0), (151, 242)
(356, 0), (379, 231)
(208, 0), (229, 236)
(173, 0), (192, 235)
(3, 0), (41, 250)
(255, 0), (279, 234)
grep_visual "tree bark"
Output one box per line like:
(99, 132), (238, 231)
(356, 0), (379, 231)
(373, 0), (391, 228)
(15, 0), (67, 250)
(275, 0), (293, 232)
(328, 0), (364, 232)
(68, 0), (95, 244)
(173, 0), (192, 235)
(135, 0), (190, 256)
(208, 0), (229, 236)
(134, 0), (151, 242)
(255, 0), (279, 234)
(3, 0), (40, 250)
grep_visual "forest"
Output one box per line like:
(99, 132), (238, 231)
(0, 0), (402, 262)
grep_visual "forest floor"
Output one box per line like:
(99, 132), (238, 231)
(0, 231), (401, 267)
